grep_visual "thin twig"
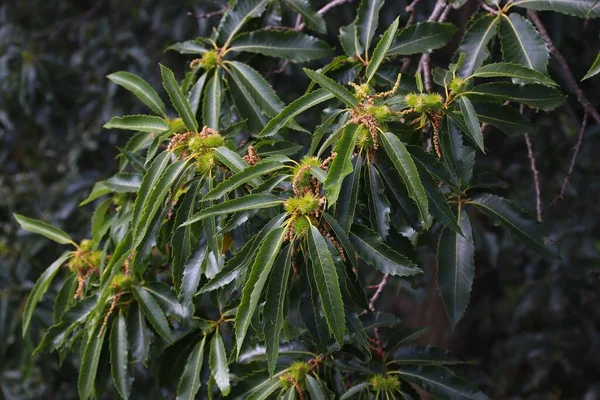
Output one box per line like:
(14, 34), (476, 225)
(33, 0), (105, 39)
(294, 13), (303, 30)
(188, 7), (227, 19)
(405, 0), (423, 26)
(521, 105), (542, 222)
(528, 10), (600, 126)
(368, 273), (389, 312)
(416, 1), (449, 89)
(296, 0), (353, 30)
(552, 113), (589, 205)
(318, 0), (352, 15)
(438, 3), (452, 22)
(428, 0), (447, 22)
(524, 134), (542, 222)
(422, 54), (433, 91)
(480, 0), (500, 15)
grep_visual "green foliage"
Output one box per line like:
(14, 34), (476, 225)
(8, 0), (600, 399)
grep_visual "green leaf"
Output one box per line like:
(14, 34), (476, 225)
(144, 282), (190, 320)
(434, 68), (453, 88)
(203, 161), (285, 201)
(468, 193), (558, 258)
(199, 213), (287, 293)
(366, 163), (391, 239)
(417, 165), (462, 235)
(102, 173), (142, 193)
(458, 96), (484, 152)
(131, 152), (171, 239)
(213, 146), (250, 173)
(229, 30), (332, 62)
(259, 89), (334, 137)
(407, 145), (453, 184)
(172, 181), (203, 292)
(471, 63), (558, 87)
(80, 182), (112, 206)
(132, 285), (173, 342)
(437, 208), (474, 327)
(285, 0), (326, 33)
(336, 154), (363, 233)
(188, 71), (208, 115)
(127, 303), (152, 365)
(380, 132), (429, 224)
(235, 227), (287, 357)
(264, 245), (292, 375)
(202, 72), (222, 131)
(307, 225), (346, 346)
(339, 23), (363, 58)
(166, 40), (208, 54)
(350, 225), (422, 277)
(464, 82), (565, 111)
(104, 115), (169, 133)
(305, 375), (327, 399)
(356, 0), (384, 54)
(583, 52), (600, 80)
(210, 331), (231, 395)
(396, 365), (489, 400)
(216, 0), (271, 47)
(22, 251), (71, 336)
(499, 13), (549, 72)
(440, 113), (476, 188)
(324, 124), (359, 204)
(107, 71), (167, 118)
(388, 22), (457, 56)
(366, 17), (399, 81)
(455, 15), (499, 78)
(35, 296), (96, 355)
(340, 383), (369, 399)
(227, 61), (285, 117)
(472, 103), (536, 135)
(387, 326), (430, 351)
(14, 214), (74, 246)
(183, 194), (283, 226)
(160, 64), (199, 132)
(303, 69), (359, 108)
(53, 274), (77, 323)
(376, 161), (422, 231)
(110, 310), (132, 400)
(134, 160), (189, 249)
(322, 212), (360, 270)
(177, 336), (207, 400)
(78, 327), (107, 400)
(510, 0), (600, 18)
(180, 241), (208, 304)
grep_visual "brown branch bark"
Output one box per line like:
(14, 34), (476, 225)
(527, 10), (600, 126)
(417, 1), (450, 90)
(368, 273), (389, 312)
(552, 113), (589, 205)
(524, 134), (543, 222)
(296, 0), (352, 30)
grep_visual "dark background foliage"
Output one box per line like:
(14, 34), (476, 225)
(1, 0), (599, 398)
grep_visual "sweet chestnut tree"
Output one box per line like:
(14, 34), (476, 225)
(15, 0), (600, 398)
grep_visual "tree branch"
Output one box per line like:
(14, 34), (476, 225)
(416, 1), (450, 90)
(528, 10), (600, 126)
(368, 273), (389, 312)
(524, 134), (543, 222)
(428, 0), (447, 22)
(480, 0), (500, 15)
(405, 0), (423, 26)
(318, 0), (352, 15)
(188, 7), (226, 19)
(552, 113), (589, 205)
